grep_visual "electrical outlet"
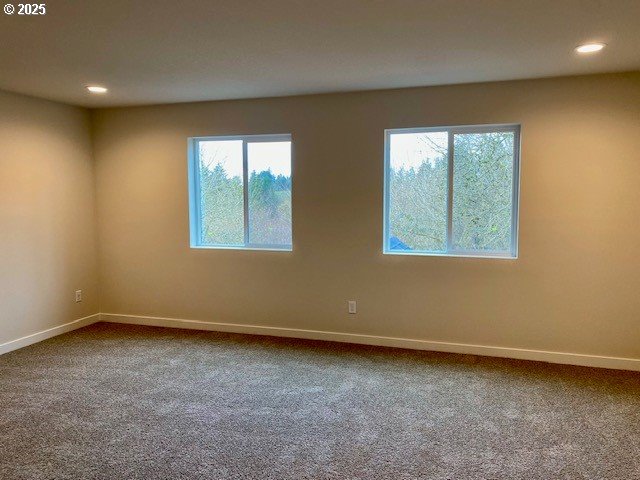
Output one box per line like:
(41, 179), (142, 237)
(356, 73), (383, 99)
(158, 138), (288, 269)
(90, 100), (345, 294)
(348, 300), (357, 314)
(75, 290), (82, 303)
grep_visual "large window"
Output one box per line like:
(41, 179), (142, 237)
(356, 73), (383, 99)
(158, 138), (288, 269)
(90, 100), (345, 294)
(383, 125), (520, 258)
(189, 134), (292, 250)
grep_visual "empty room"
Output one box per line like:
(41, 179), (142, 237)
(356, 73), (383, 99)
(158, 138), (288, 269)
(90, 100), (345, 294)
(1, 1), (639, 478)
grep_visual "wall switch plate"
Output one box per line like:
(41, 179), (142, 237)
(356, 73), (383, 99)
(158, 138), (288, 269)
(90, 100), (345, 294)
(75, 290), (82, 303)
(348, 300), (357, 314)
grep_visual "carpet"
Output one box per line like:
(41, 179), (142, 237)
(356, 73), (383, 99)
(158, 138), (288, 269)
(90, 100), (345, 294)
(1, 322), (639, 479)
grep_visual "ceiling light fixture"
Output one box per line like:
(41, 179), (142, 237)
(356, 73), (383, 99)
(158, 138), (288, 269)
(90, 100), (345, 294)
(575, 43), (606, 54)
(86, 85), (108, 94)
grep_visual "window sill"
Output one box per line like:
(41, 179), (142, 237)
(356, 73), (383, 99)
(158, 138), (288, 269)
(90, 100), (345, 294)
(191, 245), (292, 252)
(383, 250), (517, 259)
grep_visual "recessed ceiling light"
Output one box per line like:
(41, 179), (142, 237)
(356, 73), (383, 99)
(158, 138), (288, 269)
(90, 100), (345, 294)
(86, 85), (108, 94)
(575, 43), (606, 54)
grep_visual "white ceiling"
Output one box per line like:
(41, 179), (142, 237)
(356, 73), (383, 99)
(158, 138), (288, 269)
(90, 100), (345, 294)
(1, 0), (638, 108)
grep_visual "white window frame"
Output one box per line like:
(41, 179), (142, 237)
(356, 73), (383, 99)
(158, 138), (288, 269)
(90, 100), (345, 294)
(383, 124), (521, 259)
(188, 133), (293, 251)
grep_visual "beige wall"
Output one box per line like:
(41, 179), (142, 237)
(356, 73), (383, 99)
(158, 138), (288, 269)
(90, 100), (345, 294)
(2, 73), (637, 359)
(92, 72), (640, 359)
(0, 90), (99, 344)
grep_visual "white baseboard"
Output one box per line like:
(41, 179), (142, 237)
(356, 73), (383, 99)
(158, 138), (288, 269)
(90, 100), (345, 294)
(4, 312), (636, 372)
(0, 313), (101, 356)
(101, 313), (640, 372)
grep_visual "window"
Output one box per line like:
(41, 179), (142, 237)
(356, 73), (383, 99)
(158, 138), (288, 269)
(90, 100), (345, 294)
(383, 125), (520, 258)
(188, 134), (292, 250)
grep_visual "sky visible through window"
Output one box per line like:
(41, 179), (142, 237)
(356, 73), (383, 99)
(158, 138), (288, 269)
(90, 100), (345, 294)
(199, 140), (291, 178)
(389, 131), (447, 171)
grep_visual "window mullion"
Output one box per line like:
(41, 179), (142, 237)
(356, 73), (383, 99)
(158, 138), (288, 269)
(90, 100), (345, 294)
(242, 140), (249, 246)
(446, 130), (454, 253)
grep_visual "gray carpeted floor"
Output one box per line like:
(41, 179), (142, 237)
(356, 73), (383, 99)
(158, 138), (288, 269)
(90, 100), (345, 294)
(1, 323), (639, 480)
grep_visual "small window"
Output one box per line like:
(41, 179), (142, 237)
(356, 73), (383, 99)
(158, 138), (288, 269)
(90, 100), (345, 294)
(189, 134), (292, 250)
(383, 125), (520, 258)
